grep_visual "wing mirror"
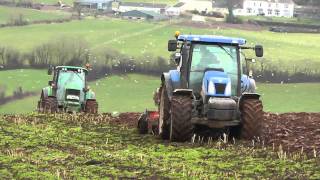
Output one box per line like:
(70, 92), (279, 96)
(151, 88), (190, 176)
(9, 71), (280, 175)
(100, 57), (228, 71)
(168, 40), (177, 51)
(255, 45), (263, 57)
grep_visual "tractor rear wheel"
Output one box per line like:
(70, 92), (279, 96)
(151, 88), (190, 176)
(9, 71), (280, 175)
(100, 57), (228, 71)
(240, 99), (263, 139)
(41, 97), (58, 113)
(170, 95), (193, 142)
(85, 100), (98, 114)
(159, 85), (170, 139)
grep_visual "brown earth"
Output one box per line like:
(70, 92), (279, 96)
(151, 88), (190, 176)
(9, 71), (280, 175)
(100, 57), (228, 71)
(111, 112), (320, 155)
(262, 112), (320, 155)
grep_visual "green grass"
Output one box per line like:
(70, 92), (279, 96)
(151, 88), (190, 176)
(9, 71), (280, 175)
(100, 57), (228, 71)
(0, 19), (320, 71)
(0, 5), (71, 25)
(32, 0), (73, 5)
(0, 113), (319, 179)
(0, 70), (319, 114)
(257, 83), (320, 113)
(0, 69), (50, 97)
(32, 0), (177, 5)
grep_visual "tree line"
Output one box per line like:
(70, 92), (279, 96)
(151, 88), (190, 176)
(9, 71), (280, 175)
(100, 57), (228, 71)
(0, 37), (319, 83)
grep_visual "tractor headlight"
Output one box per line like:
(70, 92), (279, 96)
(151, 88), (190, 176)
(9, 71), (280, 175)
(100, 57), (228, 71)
(225, 82), (232, 96)
(66, 95), (80, 100)
(208, 81), (215, 94)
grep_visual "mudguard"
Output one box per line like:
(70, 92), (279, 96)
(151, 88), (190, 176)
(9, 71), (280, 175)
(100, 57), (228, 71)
(41, 86), (54, 98)
(86, 90), (96, 100)
(241, 75), (256, 93)
(161, 70), (181, 99)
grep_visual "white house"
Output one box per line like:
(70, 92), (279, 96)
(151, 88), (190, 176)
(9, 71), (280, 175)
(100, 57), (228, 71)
(179, 0), (213, 13)
(234, 0), (295, 18)
(118, 2), (167, 14)
(165, 2), (185, 16)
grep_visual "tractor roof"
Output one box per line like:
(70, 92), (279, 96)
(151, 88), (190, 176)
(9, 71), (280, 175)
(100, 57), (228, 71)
(177, 35), (246, 45)
(56, 66), (88, 72)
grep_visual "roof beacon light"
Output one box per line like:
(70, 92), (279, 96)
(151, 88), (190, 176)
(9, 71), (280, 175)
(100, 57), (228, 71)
(175, 31), (180, 39)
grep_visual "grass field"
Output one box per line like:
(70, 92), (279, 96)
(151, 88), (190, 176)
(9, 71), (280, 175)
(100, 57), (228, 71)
(0, 19), (319, 71)
(240, 15), (320, 26)
(0, 113), (319, 179)
(0, 6), (71, 25)
(0, 70), (319, 113)
(0, 69), (49, 97)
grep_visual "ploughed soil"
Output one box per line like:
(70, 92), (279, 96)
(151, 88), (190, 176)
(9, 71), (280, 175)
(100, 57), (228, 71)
(108, 112), (320, 155)
(262, 112), (320, 155)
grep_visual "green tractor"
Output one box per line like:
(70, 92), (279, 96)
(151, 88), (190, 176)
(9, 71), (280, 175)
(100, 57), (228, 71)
(38, 66), (98, 113)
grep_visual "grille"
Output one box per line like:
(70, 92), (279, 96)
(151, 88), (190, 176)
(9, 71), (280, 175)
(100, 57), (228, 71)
(65, 89), (80, 102)
(214, 83), (226, 94)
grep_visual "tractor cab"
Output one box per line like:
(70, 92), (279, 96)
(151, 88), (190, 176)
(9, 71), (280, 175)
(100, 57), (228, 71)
(38, 65), (98, 114)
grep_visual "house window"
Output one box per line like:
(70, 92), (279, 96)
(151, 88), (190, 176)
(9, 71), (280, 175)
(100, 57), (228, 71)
(253, 2), (256, 6)
(260, 3), (262, 7)
(275, 9), (280, 16)
(268, 3), (271, 7)
(276, 3), (278, 8)
(258, 8), (264, 14)
(247, 8), (252, 13)
(285, 4), (289, 8)
(268, 9), (272, 15)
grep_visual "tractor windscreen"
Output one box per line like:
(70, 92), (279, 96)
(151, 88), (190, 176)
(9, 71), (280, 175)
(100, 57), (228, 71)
(57, 68), (86, 90)
(189, 44), (238, 96)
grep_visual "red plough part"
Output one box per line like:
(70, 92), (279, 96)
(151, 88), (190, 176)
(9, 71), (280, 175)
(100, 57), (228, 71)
(137, 110), (160, 135)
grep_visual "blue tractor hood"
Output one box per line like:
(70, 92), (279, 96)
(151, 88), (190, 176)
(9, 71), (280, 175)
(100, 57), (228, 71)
(202, 70), (232, 97)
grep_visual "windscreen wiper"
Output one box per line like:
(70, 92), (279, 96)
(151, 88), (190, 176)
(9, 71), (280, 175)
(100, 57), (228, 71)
(217, 44), (234, 59)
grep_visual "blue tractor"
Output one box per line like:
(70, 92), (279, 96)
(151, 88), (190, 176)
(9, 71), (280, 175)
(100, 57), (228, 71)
(147, 33), (264, 142)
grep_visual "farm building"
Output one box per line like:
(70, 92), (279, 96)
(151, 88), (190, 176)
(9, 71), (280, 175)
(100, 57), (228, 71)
(165, 2), (185, 16)
(118, 2), (167, 14)
(234, 0), (295, 18)
(178, 0), (213, 13)
(73, 0), (113, 11)
(121, 10), (168, 20)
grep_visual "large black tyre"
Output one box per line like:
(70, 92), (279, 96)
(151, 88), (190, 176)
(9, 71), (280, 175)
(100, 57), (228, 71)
(138, 113), (148, 134)
(240, 99), (263, 139)
(170, 95), (193, 142)
(85, 100), (98, 114)
(41, 97), (58, 113)
(158, 85), (170, 139)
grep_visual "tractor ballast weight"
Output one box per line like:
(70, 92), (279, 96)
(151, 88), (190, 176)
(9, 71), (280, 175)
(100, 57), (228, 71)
(142, 34), (264, 142)
(38, 66), (98, 114)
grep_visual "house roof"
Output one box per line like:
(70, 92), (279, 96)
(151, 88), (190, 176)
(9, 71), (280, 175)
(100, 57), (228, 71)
(173, 2), (185, 8)
(244, 0), (294, 4)
(120, 2), (167, 8)
(178, 35), (246, 45)
(122, 10), (168, 19)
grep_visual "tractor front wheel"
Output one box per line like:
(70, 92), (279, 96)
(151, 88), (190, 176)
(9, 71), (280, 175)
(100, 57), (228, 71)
(240, 99), (263, 139)
(170, 95), (193, 142)
(85, 100), (98, 114)
(40, 97), (58, 113)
